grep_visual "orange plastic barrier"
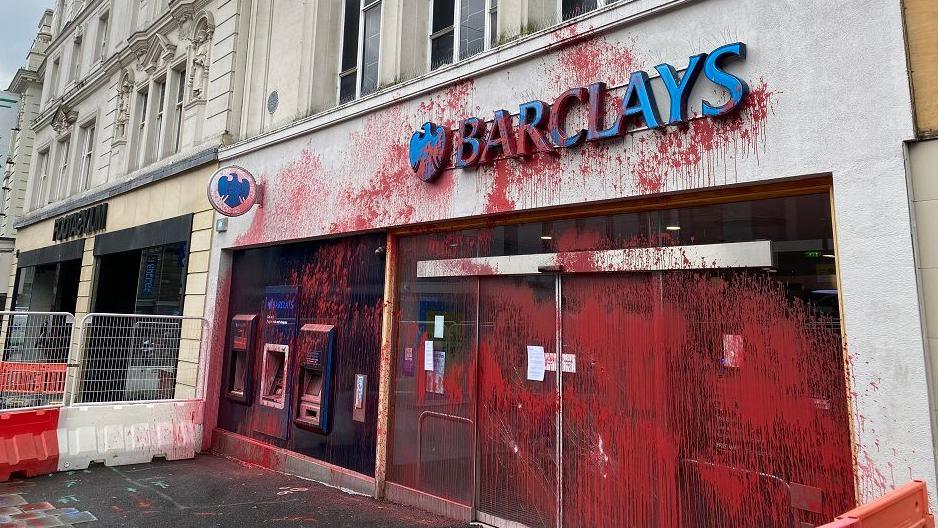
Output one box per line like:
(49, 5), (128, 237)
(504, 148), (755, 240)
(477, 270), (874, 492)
(818, 481), (935, 528)
(0, 362), (67, 395)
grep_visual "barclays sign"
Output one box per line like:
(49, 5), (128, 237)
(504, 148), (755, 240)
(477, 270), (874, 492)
(409, 42), (750, 182)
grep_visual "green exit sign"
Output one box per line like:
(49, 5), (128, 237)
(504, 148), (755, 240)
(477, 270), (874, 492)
(804, 251), (821, 258)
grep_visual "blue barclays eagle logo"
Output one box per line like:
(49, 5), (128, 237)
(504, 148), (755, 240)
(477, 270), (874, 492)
(217, 172), (252, 208)
(409, 122), (450, 183)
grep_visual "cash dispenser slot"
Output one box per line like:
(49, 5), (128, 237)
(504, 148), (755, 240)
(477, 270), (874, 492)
(226, 314), (257, 404)
(294, 323), (335, 434)
(260, 343), (289, 409)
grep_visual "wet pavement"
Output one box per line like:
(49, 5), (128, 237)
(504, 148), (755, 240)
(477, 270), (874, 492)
(9, 454), (471, 527)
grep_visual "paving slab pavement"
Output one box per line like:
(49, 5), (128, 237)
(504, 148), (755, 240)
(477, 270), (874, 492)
(6, 454), (472, 527)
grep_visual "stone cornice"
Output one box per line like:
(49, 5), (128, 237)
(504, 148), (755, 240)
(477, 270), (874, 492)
(8, 69), (40, 94)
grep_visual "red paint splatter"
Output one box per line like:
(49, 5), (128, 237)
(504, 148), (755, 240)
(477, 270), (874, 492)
(628, 80), (778, 194)
(550, 33), (638, 88)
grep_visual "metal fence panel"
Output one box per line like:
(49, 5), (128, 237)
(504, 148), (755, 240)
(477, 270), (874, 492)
(0, 312), (76, 410)
(71, 313), (205, 405)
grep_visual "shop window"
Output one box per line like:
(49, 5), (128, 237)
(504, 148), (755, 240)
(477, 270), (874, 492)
(133, 243), (188, 316)
(360, 1), (381, 96)
(260, 344), (288, 409)
(430, 0), (494, 71)
(12, 266), (35, 312)
(387, 192), (847, 517)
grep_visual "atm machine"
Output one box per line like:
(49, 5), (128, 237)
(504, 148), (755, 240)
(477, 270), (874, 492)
(253, 285), (297, 440)
(293, 323), (336, 434)
(226, 314), (257, 404)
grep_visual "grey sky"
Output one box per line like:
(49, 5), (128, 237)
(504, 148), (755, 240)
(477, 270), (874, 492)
(0, 0), (56, 90)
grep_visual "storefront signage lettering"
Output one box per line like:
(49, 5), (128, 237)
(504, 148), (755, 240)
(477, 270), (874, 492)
(208, 165), (258, 217)
(52, 202), (108, 242)
(409, 42), (749, 183)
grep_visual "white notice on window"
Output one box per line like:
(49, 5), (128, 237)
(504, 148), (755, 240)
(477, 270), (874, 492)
(561, 353), (577, 373)
(527, 345), (546, 381)
(424, 340), (435, 371)
(433, 315), (445, 339)
(544, 353), (558, 372)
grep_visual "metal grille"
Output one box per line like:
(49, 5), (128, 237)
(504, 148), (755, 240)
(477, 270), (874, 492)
(0, 311), (75, 409)
(72, 313), (205, 405)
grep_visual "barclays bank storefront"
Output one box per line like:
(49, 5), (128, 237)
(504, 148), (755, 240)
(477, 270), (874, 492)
(200, 2), (933, 526)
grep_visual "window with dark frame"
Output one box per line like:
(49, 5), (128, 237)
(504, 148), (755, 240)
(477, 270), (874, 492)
(339, 0), (361, 104)
(430, 0), (455, 70)
(430, 0), (491, 72)
(562, 0), (598, 20)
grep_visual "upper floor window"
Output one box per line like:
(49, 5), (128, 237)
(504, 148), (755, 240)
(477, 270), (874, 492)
(95, 11), (109, 61)
(338, 0), (360, 104)
(32, 149), (50, 209)
(70, 39), (82, 83)
(77, 122), (95, 191)
(150, 79), (166, 162)
(172, 68), (186, 152)
(51, 137), (71, 203)
(430, 0), (495, 71)
(489, 0), (497, 47)
(561, 0), (619, 20)
(360, 1), (381, 96)
(135, 89), (149, 168)
(49, 57), (61, 100)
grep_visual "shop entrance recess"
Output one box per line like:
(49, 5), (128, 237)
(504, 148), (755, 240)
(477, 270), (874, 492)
(417, 241), (849, 528)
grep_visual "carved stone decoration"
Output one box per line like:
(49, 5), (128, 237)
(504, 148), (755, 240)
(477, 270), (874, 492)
(188, 14), (214, 103)
(140, 34), (177, 75)
(170, 2), (197, 35)
(51, 105), (77, 136)
(113, 71), (134, 144)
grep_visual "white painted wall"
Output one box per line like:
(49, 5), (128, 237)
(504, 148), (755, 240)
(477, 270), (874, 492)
(207, 0), (937, 505)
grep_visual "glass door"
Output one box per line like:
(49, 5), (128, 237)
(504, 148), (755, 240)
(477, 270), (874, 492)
(559, 273), (673, 526)
(476, 275), (558, 528)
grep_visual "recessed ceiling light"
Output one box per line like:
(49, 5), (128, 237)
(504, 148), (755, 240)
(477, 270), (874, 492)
(666, 226), (681, 231)
(823, 254), (835, 258)
(540, 235), (552, 240)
